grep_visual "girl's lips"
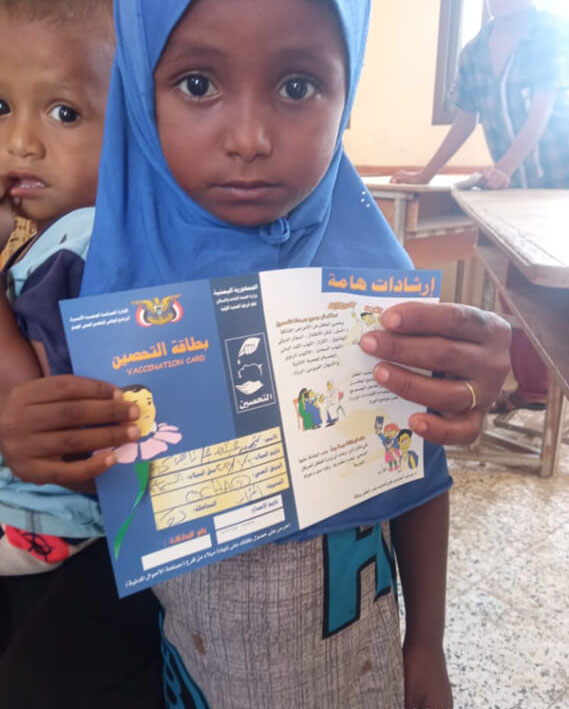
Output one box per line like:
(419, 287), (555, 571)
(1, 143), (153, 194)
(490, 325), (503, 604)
(212, 181), (280, 202)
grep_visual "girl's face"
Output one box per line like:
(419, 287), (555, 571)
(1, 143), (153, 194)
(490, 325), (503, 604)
(154, 0), (347, 227)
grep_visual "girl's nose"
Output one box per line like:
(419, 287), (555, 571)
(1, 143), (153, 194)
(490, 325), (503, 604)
(223, 100), (272, 163)
(7, 118), (45, 160)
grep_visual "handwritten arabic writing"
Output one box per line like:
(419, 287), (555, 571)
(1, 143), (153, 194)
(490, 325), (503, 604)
(112, 336), (209, 371)
(276, 313), (345, 377)
(327, 273), (437, 297)
(148, 427), (289, 530)
(213, 284), (259, 313)
(299, 437), (368, 480)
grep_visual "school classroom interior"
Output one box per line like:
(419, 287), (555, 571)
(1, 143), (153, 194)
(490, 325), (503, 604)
(1, 1), (569, 708)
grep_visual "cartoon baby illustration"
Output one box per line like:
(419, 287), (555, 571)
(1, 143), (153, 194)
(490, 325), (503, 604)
(112, 384), (182, 463)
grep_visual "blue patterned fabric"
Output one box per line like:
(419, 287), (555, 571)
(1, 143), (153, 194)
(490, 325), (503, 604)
(1, 209), (103, 539)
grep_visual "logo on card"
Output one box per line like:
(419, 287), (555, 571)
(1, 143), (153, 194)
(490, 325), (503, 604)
(131, 294), (183, 327)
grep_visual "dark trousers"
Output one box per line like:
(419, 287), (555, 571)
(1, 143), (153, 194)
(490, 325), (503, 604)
(0, 539), (164, 709)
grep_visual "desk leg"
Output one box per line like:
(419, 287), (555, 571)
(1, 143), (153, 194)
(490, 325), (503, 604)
(541, 377), (566, 478)
(392, 197), (408, 244)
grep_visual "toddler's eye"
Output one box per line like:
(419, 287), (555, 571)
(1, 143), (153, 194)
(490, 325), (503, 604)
(178, 74), (217, 99)
(279, 77), (316, 101)
(0, 99), (10, 116)
(49, 105), (79, 123)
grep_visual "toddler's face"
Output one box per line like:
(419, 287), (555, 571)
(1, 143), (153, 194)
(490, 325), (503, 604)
(0, 13), (114, 229)
(154, 0), (347, 227)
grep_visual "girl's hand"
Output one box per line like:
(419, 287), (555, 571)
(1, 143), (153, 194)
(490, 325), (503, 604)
(403, 640), (453, 709)
(0, 375), (141, 490)
(360, 302), (511, 445)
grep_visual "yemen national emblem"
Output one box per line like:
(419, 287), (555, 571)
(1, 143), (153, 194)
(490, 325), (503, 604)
(131, 294), (183, 327)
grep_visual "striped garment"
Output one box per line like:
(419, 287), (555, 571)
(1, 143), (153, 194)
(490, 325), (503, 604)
(156, 522), (404, 709)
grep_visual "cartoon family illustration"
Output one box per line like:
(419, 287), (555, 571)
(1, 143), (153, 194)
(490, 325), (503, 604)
(374, 415), (419, 472)
(296, 380), (345, 431)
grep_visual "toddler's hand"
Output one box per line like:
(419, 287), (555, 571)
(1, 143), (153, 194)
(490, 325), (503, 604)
(360, 302), (511, 445)
(0, 375), (141, 490)
(0, 182), (15, 253)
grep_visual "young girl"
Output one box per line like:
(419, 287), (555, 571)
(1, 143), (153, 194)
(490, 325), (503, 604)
(71, 0), (508, 706)
(0, 0), (510, 706)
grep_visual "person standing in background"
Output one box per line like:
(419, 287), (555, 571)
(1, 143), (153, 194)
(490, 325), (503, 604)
(393, 0), (569, 411)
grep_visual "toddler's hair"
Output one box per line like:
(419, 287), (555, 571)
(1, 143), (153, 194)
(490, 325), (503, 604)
(0, 0), (113, 25)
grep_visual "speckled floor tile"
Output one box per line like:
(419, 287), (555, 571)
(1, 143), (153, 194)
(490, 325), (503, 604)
(439, 412), (569, 709)
(444, 589), (569, 709)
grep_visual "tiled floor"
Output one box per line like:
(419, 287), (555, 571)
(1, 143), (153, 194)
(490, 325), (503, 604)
(443, 411), (569, 709)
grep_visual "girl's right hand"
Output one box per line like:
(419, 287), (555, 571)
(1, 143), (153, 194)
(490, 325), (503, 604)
(0, 375), (141, 489)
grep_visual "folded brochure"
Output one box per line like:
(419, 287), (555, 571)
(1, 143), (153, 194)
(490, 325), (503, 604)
(61, 267), (440, 596)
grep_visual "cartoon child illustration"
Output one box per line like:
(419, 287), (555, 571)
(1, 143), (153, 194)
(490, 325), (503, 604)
(347, 308), (383, 345)
(324, 380), (345, 425)
(112, 384), (182, 463)
(397, 429), (419, 471)
(374, 415), (401, 471)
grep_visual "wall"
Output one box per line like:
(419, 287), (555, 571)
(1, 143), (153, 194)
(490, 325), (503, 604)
(344, 0), (491, 169)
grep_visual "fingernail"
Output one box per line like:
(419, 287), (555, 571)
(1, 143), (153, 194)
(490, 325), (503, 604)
(382, 312), (401, 330)
(127, 425), (141, 440)
(410, 419), (427, 435)
(104, 453), (117, 467)
(113, 389), (123, 400)
(360, 335), (377, 354)
(375, 365), (389, 384)
(128, 405), (140, 421)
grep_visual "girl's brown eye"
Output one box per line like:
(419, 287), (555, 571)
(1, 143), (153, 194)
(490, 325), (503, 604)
(179, 74), (216, 99)
(279, 77), (316, 101)
(0, 99), (10, 115)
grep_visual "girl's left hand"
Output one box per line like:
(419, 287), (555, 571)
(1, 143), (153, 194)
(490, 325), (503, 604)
(403, 640), (453, 709)
(360, 302), (511, 446)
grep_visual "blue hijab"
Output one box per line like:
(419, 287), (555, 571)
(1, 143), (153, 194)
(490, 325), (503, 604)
(81, 0), (450, 534)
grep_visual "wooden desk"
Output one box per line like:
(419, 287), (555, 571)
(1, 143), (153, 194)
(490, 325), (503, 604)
(364, 176), (481, 304)
(452, 189), (569, 476)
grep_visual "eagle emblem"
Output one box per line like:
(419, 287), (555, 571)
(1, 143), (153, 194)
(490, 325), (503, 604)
(131, 294), (183, 327)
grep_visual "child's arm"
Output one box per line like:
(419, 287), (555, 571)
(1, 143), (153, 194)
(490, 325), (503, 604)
(0, 376), (141, 490)
(0, 291), (42, 406)
(390, 109), (478, 185)
(479, 89), (558, 189)
(360, 302), (511, 445)
(391, 492), (452, 709)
